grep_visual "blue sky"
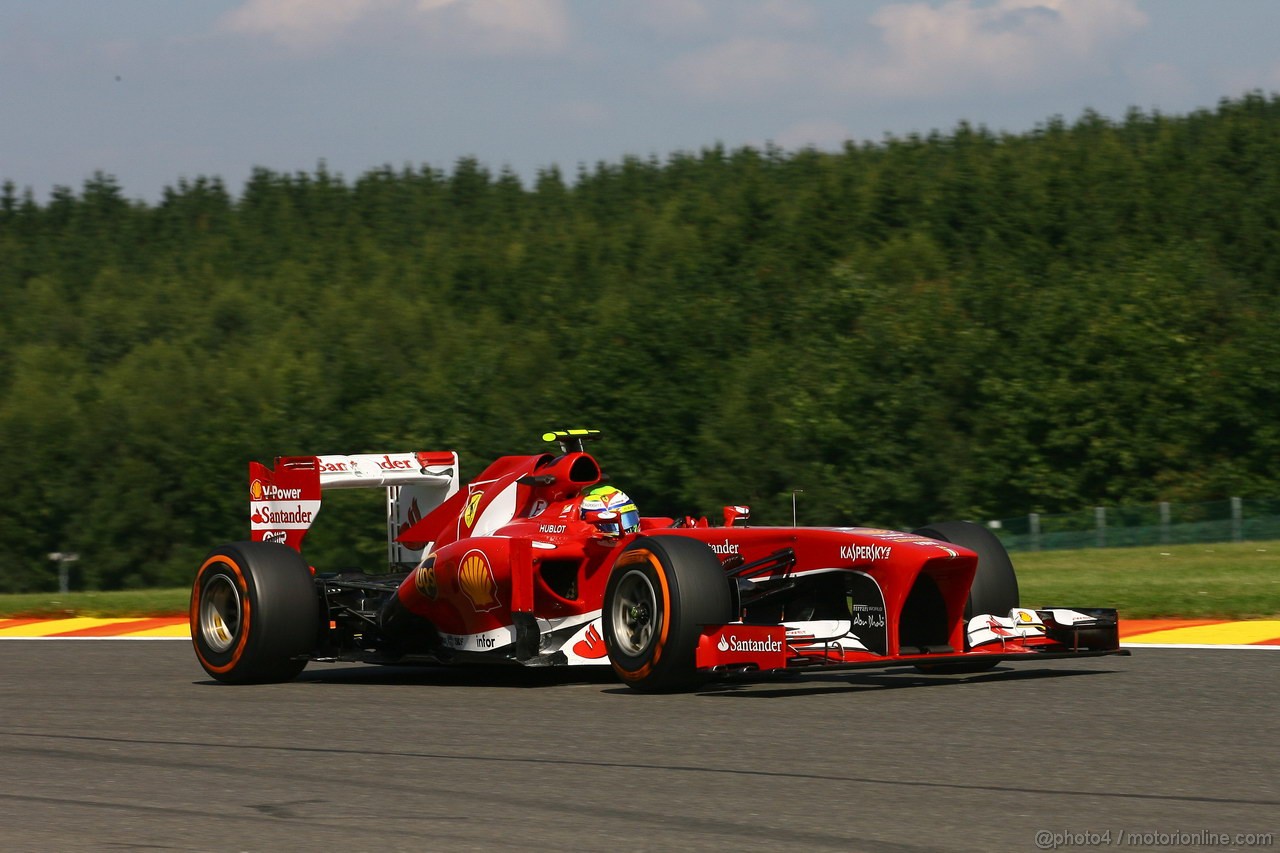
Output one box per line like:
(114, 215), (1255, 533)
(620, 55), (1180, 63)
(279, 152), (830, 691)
(3, 0), (1278, 202)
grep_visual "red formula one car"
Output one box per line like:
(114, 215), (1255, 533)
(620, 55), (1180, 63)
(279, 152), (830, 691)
(191, 430), (1127, 691)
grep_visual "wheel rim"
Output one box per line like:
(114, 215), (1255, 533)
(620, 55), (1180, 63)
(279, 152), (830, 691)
(199, 573), (242, 653)
(611, 567), (659, 656)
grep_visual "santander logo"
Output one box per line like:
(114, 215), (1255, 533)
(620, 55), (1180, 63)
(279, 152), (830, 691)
(396, 498), (423, 538)
(716, 633), (783, 654)
(572, 624), (608, 659)
(710, 539), (740, 556)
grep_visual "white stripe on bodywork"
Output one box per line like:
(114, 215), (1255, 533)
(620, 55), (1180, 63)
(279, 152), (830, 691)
(967, 612), (1048, 648)
(783, 619), (869, 652)
(472, 481), (519, 538)
(436, 611), (605, 660)
(437, 624), (517, 652)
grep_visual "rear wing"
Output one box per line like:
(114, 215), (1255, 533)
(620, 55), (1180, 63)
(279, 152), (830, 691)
(249, 451), (459, 568)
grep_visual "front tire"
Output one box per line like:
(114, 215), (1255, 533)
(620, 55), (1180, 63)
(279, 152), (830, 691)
(603, 536), (733, 693)
(911, 520), (1019, 674)
(190, 541), (320, 684)
(912, 520), (1019, 619)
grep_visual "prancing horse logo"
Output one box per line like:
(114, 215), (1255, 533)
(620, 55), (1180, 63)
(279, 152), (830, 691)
(463, 493), (483, 528)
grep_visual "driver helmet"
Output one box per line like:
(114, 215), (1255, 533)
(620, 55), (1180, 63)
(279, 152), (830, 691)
(580, 485), (640, 536)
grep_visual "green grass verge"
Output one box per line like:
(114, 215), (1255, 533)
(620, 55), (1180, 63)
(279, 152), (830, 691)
(1013, 539), (1280, 619)
(0, 587), (189, 619)
(0, 540), (1276, 620)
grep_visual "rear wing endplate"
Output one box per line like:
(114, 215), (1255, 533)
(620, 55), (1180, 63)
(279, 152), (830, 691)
(249, 451), (459, 568)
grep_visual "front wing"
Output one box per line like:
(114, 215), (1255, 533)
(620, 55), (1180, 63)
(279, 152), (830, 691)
(695, 607), (1129, 674)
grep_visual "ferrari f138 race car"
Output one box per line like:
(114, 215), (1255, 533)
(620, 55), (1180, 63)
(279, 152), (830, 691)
(191, 430), (1127, 691)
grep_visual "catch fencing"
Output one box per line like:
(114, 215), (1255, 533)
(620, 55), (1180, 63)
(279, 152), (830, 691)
(987, 497), (1280, 552)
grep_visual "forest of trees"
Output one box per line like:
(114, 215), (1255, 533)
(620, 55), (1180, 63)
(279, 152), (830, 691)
(1, 93), (1278, 591)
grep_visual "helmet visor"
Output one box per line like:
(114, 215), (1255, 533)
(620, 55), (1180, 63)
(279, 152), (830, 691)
(619, 507), (640, 534)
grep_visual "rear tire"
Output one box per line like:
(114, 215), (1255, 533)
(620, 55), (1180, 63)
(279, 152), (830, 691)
(190, 541), (320, 684)
(603, 536), (733, 693)
(910, 521), (1019, 674)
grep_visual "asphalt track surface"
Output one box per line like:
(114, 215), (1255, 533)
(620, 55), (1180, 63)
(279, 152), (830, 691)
(0, 644), (1275, 852)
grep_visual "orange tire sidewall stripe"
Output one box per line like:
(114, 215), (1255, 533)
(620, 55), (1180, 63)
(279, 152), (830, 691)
(611, 549), (671, 682)
(191, 554), (252, 675)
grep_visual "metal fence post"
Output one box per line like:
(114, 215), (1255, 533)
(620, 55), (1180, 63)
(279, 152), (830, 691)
(1003, 496), (1277, 551)
(47, 552), (80, 594)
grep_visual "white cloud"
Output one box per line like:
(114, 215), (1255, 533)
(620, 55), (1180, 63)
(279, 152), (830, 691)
(416, 0), (571, 55)
(629, 0), (816, 41)
(667, 0), (1148, 101)
(627, 0), (712, 36)
(855, 0), (1149, 96)
(219, 0), (398, 51)
(738, 0), (817, 33)
(667, 37), (832, 99)
(220, 0), (571, 56)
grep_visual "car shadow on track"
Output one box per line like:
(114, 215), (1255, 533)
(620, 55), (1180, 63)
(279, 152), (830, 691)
(195, 664), (1120, 694)
(289, 664), (621, 689)
(193, 669), (618, 688)
(679, 665), (1124, 699)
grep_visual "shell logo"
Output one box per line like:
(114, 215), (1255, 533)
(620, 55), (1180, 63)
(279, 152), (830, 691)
(458, 551), (500, 612)
(1013, 608), (1045, 629)
(250, 479), (265, 500)
(463, 493), (483, 528)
